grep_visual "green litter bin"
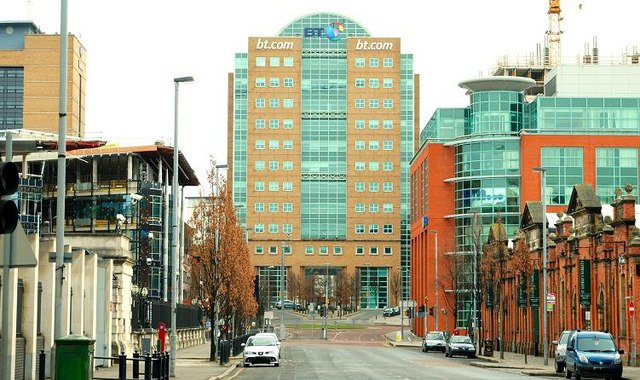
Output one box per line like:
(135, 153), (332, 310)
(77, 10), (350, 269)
(55, 334), (95, 380)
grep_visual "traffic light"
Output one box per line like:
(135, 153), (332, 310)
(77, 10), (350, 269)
(418, 305), (426, 314)
(429, 307), (434, 316)
(407, 307), (414, 318)
(0, 161), (19, 234)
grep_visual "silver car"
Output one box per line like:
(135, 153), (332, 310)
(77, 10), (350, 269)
(422, 331), (446, 353)
(552, 330), (575, 373)
(445, 335), (476, 358)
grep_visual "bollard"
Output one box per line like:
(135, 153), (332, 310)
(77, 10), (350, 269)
(133, 351), (140, 379)
(152, 352), (160, 379)
(144, 353), (152, 380)
(38, 350), (45, 380)
(164, 352), (170, 380)
(119, 352), (127, 380)
(161, 352), (167, 380)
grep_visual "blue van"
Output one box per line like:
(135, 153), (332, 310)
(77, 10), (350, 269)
(564, 330), (623, 380)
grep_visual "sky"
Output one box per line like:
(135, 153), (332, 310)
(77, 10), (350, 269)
(4, 0), (640, 195)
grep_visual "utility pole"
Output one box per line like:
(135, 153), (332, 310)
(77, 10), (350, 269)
(430, 230), (439, 330)
(534, 166), (549, 366)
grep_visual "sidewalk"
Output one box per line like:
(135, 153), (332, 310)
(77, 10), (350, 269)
(384, 330), (640, 380)
(92, 343), (241, 380)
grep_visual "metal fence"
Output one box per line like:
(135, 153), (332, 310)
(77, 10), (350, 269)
(92, 351), (170, 380)
(132, 299), (202, 330)
(219, 334), (252, 365)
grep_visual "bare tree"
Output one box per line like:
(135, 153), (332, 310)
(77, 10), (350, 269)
(511, 230), (534, 364)
(388, 268), (402, 306)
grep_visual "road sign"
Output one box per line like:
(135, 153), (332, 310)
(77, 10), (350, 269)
(401, 300), (416, 308)
(547, 292), (556, 304)
(630, 301), (635, 317)
(0, 223), (38, 268)
(264, 311), (274, 319)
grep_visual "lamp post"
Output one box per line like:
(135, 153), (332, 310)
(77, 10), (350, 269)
(533, 166), (548, 366)
(399, 266), (405, 339)
(171, 75), (194, 376)
(364, 263), (371, 309)
(279, 242), (286, 340)
(323, 263), (330, 340)
(424, 296), (428, 336)
(430, 230), (439, 330)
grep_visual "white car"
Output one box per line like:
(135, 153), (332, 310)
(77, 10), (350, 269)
(242, 335), (280, 367)
(255, 332), (281, 349)
(422, 331), (446, 352)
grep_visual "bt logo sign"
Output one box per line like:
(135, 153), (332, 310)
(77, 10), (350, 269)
(304, 22), (345, 41)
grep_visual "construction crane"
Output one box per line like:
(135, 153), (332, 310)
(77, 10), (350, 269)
(546, 0), (563, 66)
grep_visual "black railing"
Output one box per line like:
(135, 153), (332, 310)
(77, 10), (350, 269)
(93, 351), (170, 380)
(132, 299), (202, 330)
(219, 334), (252, 365)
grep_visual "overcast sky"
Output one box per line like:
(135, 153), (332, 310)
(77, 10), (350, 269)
(5, 0), (640, 194)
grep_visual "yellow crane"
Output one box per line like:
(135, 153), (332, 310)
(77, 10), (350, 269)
(546, 0), (563, 66)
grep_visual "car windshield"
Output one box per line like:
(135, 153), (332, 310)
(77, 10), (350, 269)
(450, 336), (472, 344)
(247, 337), (276, 347)
(426, 333), (444, 340)
(576, 337), (616, 352)
(256, 333), (278, 341)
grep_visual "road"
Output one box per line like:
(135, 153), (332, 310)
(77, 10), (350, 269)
(232, 339), (558, 380)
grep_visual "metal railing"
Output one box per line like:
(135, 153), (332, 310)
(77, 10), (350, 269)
(92, 351), (170, 380)
(219, 334), (252, 365)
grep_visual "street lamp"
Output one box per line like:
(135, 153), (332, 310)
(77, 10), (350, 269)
(279, 243), (286, 340)
(323, 263), (331, 340)
(430, 230), (439, 330)
(533, 166), (548, 366)
(363, 263), (371, 309)
(398, 266), (405, 339)
(171, 75), (194, 376)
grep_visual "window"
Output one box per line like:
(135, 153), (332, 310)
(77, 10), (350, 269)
(355, 120), (365, 129)
(355, 58), (365, 67)
(255, 77), (266, 87)
(383, 182), (393, 192)
(305, 246), (314, 255)
(383, 78), (393, 88)
(369, 203), (379, 213)
(383, 203), (393, 213)
(355, 224), (365, 234)
(355, 182), (365, 192)
(270, 57), (280, 67)
(355, 99), (365, 109)
(369, 78), (379, 88)
(369, 246), (378, 255)
(355, 203), (365, 212)
(268, 181), (279, 191)
(255, 161), (265, 171)
(269, 98), (279, 108)
(256, 57), (266, 67)
(383, 120), (394, 129)
(283, 244), (291, 254)
(355, 140), (365, 150)
(283, 140), (293, 149)
(369, 99), (379, 109)
(369, 162), (379, 171)
(284, 57), (294, 67)
(255, 246), (264, 254)
(383, 99), (393, 109)
(355, 78), (365, 88)
(255, 203), (265, 212)
(268, 202), (278, 212)
(383, 161), (393, 171)
(255, 119), (266, 129)
(283, 203), (293, 212)
(269, 246), (278, 254)
(283, 181), (293, 191)
(269, 161), (279, 171)
(269, 140), (279, 149)
(369, 141), (379, 150)
(383, 224), (393, 234)
(283, 99), (294, 108)
(269, 119), (279, 129)
(369, 120), (379, 129)
(283, 224), (293, 234)
(369, 224), (379, 234)
(383, 140), (393, 150)
(254, 224), (265, 233)
(369, 58), (379, 67)
(269, 77), (279, 87)
(255, 140), (265, 150)
(255, 181), (265, 192)
(319, 246), (328, 255)
(283, 119), (293, 129)
(355, 246), (365, 256)
(383, 58), (393, 67)
(283, 161), (293, 171)
(369, 182), (379, 192)
(333, 246), (342, 255)
(268, 224), (279, 234)
(384, 246), (392, 255)
(355, 162), (365, 171)
(284, 77), (294, 87)
(255, 98), (265, 108)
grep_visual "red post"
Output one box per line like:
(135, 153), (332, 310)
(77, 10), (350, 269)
(158, 322), (167, 352)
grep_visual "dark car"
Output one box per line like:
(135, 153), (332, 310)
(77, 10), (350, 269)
(422, 331), (446, 353)
(445, 335), (476, 358)
(382, 306), (400, 317)
(552, 330), (576, 373)
(565, 330), (623, 380)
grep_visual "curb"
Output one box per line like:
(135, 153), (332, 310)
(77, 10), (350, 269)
(207, 359), (243, 380)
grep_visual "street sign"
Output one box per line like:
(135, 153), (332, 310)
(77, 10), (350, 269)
(0, 223), (38, 268)
(401, 300), (416, 308)
(630, 301), (635, 317)
(547, 292), (556, 304)
(264, 311), (274, 319)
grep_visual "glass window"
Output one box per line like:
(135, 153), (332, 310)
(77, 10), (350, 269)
(306, 246), (314, 255)
(355, 224), (365, 234)
(268, 181), (279, 191)
(284, 57), (294, 67)
(369, 203), (379, 213)
(255, 203), (265, 212)
(255, 119), (266, 129)
(355, 203), (365, 212)
(333, 246), (342, 255)
(369, 182), (379, 192)
(369, 141), (379, 150)
(255, 98), (265, 108)
(269, 246), (278, 254)
(355, 58), (365, 67)
(256, 57), (266, 67)
(383, 203), (393, 213)
(383, 161), (393, 171)
(369, 246), (378, 255)
(283, 119), (294, 129)
(283, 182), (293, 191)
(383, 182), (393, 192)
(283, 161), (293, 171)
(596, 147), (638, 203)
(383, 99), (393, 109)
(319, 246), (328, 255)
(255, 161), (265, 171)
(355, 182), (365, 192)
(270, 57), (280, 67)
(283, 140), (293, 149)
(384, 246), (392, 255)
(255, 77), (266, 87)
(269, 98), (279, 108)
(369, 162), (379, 171)
(541, 147), (584, 205)
(369, 99), (379, 109)
(255, 140), (265, 149)
(355, 78), (365, 88)
(369, 58), (379, 67)
(356, 246), (365, 255)
(283, 99), (294, 108)
(369, 120), (379, 129)
(383, 78), (393, 88)
(355, 140), (365, 150)
(283, 223), (293, 234)
(283, 203), (293, 212)
(355, 99), (365, 109)
(355, 162), (365, 171)
(284, 77), (294, 87)
(269, 119), (279, 129)
(383, 140), (393, 150)
(268, 224), (278, 233)
(255, 246), (264, 254)
(254, 223), (265, 233)
(383, 120), (393, 129)
(255, 181), (265, 192)
(383, 224), (393, 234)
(369, 78), (379, 88)
(269, 77), (279, 87)
(268, 202), (278, 212)
(269, 140), (279, 149)
(383, 58), (393, 67)
(369, 224), (379, 234)
(355, 120), (365, 129)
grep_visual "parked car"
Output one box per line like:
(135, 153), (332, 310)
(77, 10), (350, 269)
(383, 306), (400, 317)
(242, 335), (280, 367)
(422, 331), (446, 353)
(565, 330), (623, 380)
(552, 329), (576, 373)
(295, 304), (306, 312)
(274, 300), (296, 309)
(445, 335), (476, 358)
(255, 332), (281, 349)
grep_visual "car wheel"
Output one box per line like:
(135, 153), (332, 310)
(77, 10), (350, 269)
(573, 366), (581, 380)
(243, 363), (249, 368)
(555, 361), (564, 373)
(445, 352), (449, 357)
(274, 363), (280, 367)
(565, 367), (571, 379)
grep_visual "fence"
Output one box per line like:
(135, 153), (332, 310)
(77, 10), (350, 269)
(132, 299), (203, 330)
(219, 334), (252, 365)
(92, 351), (170, 380)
